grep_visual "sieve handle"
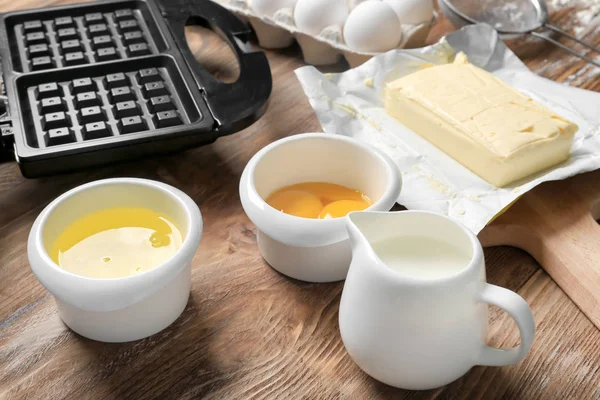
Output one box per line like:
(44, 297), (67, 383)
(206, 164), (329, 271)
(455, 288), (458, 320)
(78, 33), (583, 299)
(544, 23), (600, 55)
(532, 25), (600, 69)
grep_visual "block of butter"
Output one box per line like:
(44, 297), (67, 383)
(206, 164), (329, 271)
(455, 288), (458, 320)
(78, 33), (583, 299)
(384, 53), (578, 187)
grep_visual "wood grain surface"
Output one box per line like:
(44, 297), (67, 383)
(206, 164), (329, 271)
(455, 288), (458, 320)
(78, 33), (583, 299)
(480, 169), (600, 331)
(1, 1), (600, 399)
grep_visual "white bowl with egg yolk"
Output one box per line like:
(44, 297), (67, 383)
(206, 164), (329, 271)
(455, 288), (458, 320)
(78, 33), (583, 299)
(239, 133), (402, 282)
(27, 178), (202, 343)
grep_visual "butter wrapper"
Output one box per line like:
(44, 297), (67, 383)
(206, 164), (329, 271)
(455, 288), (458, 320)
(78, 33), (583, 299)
(295, 24), (600, 233)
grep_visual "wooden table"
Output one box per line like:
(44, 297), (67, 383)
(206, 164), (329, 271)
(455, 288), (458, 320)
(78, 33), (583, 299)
(2, 1), (600, 399)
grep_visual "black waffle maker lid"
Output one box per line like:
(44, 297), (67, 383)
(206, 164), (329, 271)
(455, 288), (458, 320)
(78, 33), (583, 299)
(0, 0), (272, 177)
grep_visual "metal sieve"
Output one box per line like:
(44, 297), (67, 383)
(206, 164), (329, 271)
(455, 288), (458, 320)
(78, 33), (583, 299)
(440, 0), (600, 68)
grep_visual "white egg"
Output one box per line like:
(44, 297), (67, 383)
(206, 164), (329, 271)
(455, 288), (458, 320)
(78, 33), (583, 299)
(383, 0), (434, 25)
(343, 1), (403, 52)
(252, 0), (299, 17)
(346, 0), (367, 9)
(294, 0), (350, 36)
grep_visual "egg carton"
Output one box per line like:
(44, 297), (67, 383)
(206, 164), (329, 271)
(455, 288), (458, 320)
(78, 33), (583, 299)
(211, 0), (437, 67)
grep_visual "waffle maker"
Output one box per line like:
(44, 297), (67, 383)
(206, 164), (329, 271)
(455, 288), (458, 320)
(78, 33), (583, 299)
(0, 0), (272, 177)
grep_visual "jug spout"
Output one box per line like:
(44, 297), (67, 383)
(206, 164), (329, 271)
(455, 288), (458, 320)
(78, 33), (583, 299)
(346, 211), (396, 250)
(345, 211), (386, 278)
(346, 211), (398, 265)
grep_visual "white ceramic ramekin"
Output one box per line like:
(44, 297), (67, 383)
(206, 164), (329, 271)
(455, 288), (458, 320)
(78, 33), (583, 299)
(239, 133), (402, 282)
(28, 178), (202, 343)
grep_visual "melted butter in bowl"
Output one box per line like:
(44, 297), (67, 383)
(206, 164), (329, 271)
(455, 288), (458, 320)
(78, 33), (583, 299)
(29, 178), (202, 343)
(49, 207), (183, 279)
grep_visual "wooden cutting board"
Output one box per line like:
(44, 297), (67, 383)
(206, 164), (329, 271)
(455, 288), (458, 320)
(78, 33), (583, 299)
(480, 169), (600, 328)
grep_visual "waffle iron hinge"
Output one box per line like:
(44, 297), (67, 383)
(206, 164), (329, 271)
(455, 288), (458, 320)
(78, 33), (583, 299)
(0, 67), (14, 161)
(155, 3), (222, 133)
(0, 121), (14, 162)
(199, 87), (222, 132)
(0, 68), (14, 161)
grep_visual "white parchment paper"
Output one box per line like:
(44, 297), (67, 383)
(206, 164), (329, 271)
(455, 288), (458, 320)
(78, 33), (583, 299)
(295, 24), (600, 233)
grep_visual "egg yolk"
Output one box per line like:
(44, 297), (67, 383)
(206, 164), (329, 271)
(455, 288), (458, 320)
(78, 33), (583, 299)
(319, 200), (371, 219)
(265, 189), (324, 219)
(265, 182), (372, 219)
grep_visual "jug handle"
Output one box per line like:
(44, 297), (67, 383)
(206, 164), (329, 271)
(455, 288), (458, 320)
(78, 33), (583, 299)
(476, 284), (536, 366)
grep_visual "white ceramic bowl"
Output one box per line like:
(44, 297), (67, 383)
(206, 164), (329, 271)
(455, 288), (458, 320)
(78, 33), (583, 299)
(239, 133), (401, 282)
(28, 178), (202, 343)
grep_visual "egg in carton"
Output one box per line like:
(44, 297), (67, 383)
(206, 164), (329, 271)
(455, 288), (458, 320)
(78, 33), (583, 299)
(211, 0), (437, 67)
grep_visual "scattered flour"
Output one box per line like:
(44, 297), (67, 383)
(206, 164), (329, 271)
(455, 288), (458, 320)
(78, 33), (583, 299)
(564, 61), (600, 85)
(467, 0), (600, 40)
(476, 0), (533, 31)
(523, 0), (600, 85)
(548, 0), (600, 36)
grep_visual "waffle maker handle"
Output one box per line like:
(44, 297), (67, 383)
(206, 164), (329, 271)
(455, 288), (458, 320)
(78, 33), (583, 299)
(159, 0), (272, 134)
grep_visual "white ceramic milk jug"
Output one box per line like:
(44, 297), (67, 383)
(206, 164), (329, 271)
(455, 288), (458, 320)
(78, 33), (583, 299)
(339, 211), (535, 390)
